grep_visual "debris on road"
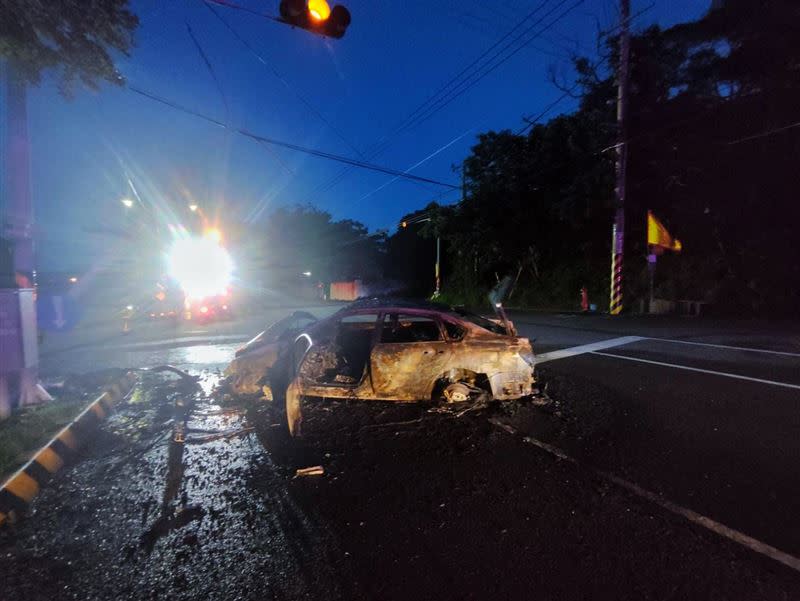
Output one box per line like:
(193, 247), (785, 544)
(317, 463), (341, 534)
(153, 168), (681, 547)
(184, 426), (254, 444)
(294, 465), (325, 478)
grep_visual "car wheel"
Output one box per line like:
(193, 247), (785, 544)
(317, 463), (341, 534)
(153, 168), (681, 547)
(285, 380), (303, 436)
(443, 382), (472, 403)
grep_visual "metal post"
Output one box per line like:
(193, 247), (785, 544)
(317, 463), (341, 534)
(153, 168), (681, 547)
(434, 236), (441, 296)
(647, 251), (656, 312)
(610, 0), (630, 315)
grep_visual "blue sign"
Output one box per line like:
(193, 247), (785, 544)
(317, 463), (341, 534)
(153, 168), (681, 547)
(37, 294), (82, 332)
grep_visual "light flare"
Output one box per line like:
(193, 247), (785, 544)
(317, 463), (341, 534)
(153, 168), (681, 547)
(167, 236), (233, 299)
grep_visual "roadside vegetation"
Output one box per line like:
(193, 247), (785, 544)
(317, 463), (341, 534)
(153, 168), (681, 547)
(0, 399), (85, 479)
(236, 2), (798, 315)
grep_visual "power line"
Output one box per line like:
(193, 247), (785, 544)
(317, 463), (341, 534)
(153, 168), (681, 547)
(317, 0), (583, 204)
(185, 21), (230, 119)
(515, 2), (655, 134)
(127, 85), (460, 189)
(186, 14), (295, 175)
(200, 0), (366, 159)
(727, 120), (800, 145)
(203, 0), (281, 23)
(304, 0), (580, 201)
(516, 64), (596, 135)
(385, 0), (557, 142)
(355, 129), (473, 204)
(372, 0), (651, 217)
(397, 0), (585, 134)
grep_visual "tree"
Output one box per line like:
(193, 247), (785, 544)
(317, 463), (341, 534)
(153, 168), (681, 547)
(258, 206), (385, 285)
(385, 204), (440, 297)
(0, 0), (138, 94)
(434, 1), (800, 314)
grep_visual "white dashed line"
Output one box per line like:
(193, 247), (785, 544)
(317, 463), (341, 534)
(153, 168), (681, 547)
(514, 431), (800, 574)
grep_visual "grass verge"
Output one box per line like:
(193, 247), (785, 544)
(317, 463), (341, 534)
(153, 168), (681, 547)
(0, 399), (87, 481)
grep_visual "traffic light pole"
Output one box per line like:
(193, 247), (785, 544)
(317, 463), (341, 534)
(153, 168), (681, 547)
(610, 0), (630, 315)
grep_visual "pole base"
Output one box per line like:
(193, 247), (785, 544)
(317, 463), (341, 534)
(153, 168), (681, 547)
(18, 367), (53, 406)
(0, 377), (10, 419)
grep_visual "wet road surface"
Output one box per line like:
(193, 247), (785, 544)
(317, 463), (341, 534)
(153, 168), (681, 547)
(3, 306), (800, 599)
(511, 313), (800, 563)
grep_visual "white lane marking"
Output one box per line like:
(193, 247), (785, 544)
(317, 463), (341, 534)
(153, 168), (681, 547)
(592, 351), (800, 390)
(535, 336), (644, 364)
(651, 337), (800, 358)
(517, 434), (800, 574)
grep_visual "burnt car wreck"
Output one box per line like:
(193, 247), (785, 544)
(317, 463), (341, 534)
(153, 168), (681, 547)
(225, 299), (536, 435)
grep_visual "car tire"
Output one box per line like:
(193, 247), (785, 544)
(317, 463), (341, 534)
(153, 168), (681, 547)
(285, 380), (303, 437)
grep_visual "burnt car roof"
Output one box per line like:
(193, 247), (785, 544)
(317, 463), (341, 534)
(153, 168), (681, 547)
(338, 297), (456, 313)
(333, 297), (510, 336)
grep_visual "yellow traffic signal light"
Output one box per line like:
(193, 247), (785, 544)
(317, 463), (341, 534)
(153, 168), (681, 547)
(308, 0), (331, 21)
(279, 0), (350, 38)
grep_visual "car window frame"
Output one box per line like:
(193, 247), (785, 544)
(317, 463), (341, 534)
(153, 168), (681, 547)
(377, 311), (446, 345)
(441, 318), (467, 342)
(336, 310), (383, 349)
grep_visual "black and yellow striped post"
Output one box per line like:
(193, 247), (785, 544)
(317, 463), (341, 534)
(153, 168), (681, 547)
(0, 371), (137, 526)
(609, 221), (624, 315)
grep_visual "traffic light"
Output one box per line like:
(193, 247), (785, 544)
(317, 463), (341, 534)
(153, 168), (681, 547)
(279, 0), (351, 39)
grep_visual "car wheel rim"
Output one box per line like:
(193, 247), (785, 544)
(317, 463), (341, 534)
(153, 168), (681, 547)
(444, 382), (471, 403)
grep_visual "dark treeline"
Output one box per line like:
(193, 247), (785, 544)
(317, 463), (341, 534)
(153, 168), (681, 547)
(397, 0), (800, 314)
(281, 1), (799, 314)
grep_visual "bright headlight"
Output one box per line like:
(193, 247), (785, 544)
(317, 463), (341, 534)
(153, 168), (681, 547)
(167, 236), (233, 299)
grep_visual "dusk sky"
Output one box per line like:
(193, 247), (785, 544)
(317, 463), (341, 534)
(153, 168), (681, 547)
(22, 0), (706, 270)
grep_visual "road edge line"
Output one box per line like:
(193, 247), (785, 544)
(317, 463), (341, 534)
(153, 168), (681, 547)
(591, 351), (800, 390)
(650, 337), (800, 358)
(0, 371), (139, 527)
(486, 420), (800, 575)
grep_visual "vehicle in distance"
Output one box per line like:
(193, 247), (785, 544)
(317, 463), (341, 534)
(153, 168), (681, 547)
(183, 288), (233, 322)
(226, 298), (536, 436)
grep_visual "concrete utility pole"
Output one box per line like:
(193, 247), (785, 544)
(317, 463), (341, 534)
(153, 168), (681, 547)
(610, 0), (631, 315)
(0, 60), (51, 413)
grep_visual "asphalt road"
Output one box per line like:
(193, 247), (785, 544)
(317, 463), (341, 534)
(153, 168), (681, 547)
(3, 303), (799, 599)
(510, 312), (800, 558)
(37, 301), (344, 376)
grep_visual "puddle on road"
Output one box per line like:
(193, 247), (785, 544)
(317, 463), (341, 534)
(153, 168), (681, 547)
(178, 345), (237, 370)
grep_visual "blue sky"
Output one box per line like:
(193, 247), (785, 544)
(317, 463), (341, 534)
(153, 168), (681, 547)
(23, 0), (707, 270)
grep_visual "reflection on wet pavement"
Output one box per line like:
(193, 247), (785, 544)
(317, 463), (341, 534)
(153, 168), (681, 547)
(0, 367), (347, 600)
(41, 343), (240, 377)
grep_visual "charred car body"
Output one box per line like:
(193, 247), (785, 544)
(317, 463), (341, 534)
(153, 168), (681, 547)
(226, 299), (536, 436)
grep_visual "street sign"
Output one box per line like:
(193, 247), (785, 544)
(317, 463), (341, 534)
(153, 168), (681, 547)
(37, 294), (81, 332)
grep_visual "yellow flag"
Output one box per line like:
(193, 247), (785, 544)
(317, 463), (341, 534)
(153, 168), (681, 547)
(647, 211), (682, 252)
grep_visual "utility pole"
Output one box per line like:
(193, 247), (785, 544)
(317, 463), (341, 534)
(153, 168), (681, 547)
(609, 0), (630, 315)
(0, 60), (50, 413)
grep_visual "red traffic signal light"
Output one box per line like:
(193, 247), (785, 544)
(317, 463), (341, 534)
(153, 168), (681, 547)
(279, 0), (351, 38)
